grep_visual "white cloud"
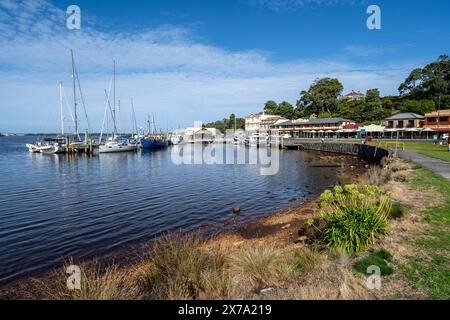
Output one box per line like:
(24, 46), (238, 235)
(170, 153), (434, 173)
(245, 0), (367, 12)
(0, 0), (412, 133)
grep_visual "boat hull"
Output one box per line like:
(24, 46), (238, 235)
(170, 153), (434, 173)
(41, 145), (67, 154)
(140, 138), (168, 149)
(99, 144), (137, 153)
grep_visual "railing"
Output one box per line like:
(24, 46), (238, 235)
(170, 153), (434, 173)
(383, 141), (405, 151)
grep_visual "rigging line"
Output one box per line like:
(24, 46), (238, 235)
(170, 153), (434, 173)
(73, 62), (91, 134)
(105, 89), (117, 135)
(100, 76), (114, 142)
(131, 98), (138, 136)
(99, 92), (109, 143)
(62, 85), (77, 136)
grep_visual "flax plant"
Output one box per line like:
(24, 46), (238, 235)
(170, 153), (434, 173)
(310, 184), (392, 254)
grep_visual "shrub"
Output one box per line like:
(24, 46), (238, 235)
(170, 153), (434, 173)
(354, 249), (394, 276)
(311, 184), (391, 254)
(390, 202), (408, 219)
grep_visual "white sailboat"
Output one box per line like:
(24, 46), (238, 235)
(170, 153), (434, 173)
(26, 83), (69, 154)
(99, 60), (137, 154)
(26, 50), (95, 154)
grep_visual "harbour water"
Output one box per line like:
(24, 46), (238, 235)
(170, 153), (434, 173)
(0, 136), (349, 286)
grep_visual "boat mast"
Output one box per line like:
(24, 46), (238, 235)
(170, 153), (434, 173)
(59, 82), (64, 135)
(131, 98), (138, 136)
(118, 99), (121, 134)
(71, 50), (78, 138)
(113, 60), (117, 137)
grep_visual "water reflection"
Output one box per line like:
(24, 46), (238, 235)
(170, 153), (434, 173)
(0, 137), (346, 285)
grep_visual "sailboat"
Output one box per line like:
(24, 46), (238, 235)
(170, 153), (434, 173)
(99, 60), (137, 154)
(26, 82), (77, 154)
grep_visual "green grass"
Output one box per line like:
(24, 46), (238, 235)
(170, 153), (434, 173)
(417, 150), (450, 162)
(390, 202), (409, 219)
(354, 249), (394, 276)
(349, 140), (450, 162)
(394, 141), (448, 152)
(398, 167), (450, 300)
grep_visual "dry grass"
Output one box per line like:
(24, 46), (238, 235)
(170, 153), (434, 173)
(262, 250), (373, 300)
(230, 246), (286, 294)
(29, 260), (134, 300)
(364, 166), (392, 186)
(135, 234), (227, 300)
(7, 156), (444, 301)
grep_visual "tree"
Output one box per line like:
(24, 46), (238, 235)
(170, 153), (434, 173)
(277, 101), (296, 119)
(296, 78), (344, 116)
(399, 55), (450, 102)
(204, 114), (245, 133)
(264, 100), (279, 114)
(399, 99), (436, 114)
(229, 114), (236, 129)
(335, 98), (365, 123)
(364, 88), (382, 120)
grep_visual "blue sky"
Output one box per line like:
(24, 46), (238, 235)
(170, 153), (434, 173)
(0, 0), (449, 132)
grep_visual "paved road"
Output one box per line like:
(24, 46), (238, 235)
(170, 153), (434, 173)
(397, 149), (450, 182)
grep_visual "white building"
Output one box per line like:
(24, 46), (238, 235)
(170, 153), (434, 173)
(183, 127), (220, 143)
(245, 113), (286, 134)
(342, 90), (366, 101)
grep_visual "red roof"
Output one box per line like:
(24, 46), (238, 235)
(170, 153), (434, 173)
(345, 90), (365, 97)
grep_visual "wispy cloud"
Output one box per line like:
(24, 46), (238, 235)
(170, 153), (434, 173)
(0, 0), (411, 132)
(245, 0), (367, 12)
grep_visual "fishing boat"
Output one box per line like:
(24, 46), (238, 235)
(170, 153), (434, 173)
(141, 136), (168, 149)
(139, 115), (168, 149)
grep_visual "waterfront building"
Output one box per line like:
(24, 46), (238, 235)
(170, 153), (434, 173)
(424, 109), (450, 134)
(183, 127), (220, 143)
(383, 112), (426, 139)
(342, 90), (366, 101)
(270, 117), (358, 138)
(359, 124), (385, 138)
(245, 113), (287, 134)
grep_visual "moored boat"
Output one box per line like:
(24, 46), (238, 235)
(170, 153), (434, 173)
(140, 135), (168, 149)
(99, 138), (137, 153)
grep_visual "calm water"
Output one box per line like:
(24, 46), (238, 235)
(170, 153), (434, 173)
(0, 136), (346, 285)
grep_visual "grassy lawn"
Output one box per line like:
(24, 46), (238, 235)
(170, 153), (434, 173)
(382, 141), (450, 162)
(397, 167), (450, 299)
(350, 140), (450, 162)
(417, 150), (450, 162)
